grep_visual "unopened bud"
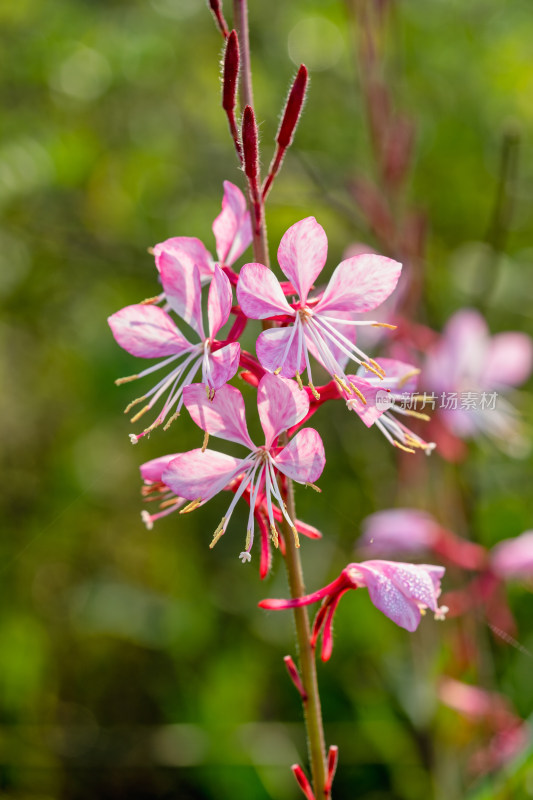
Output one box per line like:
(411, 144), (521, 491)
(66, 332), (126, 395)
(223, 30), (239, 112)
(325, 745), (339, 794)
(283, 655), (307, 700)
(291, 764), (316, 800)
(277, 65), (308, 149)
(242, 105), (258, 180)
(207, 0), (229, 38)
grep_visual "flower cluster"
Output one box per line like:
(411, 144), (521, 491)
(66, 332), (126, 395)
(109, 183), (439, 582)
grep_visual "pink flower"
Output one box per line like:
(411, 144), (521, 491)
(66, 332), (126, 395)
(153, 180), (252, 284)
(109, 265), (240, 441)
(260, 559), (447, 659)
(139, 454), (185, 529)
(345, 357), (435, 453)
(490, 531), (533, 580)
(424, 309), (533, 455)
(360, 508), (440, 555)
(236, 217), (401, 397)
(162, 374), (325, 562)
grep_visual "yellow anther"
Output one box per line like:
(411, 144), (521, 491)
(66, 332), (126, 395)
(202, 431), (209, 452)
(308, 382), (320, 400)
(368, 358), (386, 376)
(334, 374), (351, 394)
(180, 497), (203, 514)
(273, 366), (283, 375)
(292, 526), (300, 548)
(393, 441), (416, 454)
(205, 384), (211, 398)
(270, 523), (279, 548)
(361, 361), (384, 379)
(402, 409), (430, 421)
(397, 369), (420, 389)
(295, 372), (304, 391)
(147, 246), (155, 255)
(371, 322), (397, 330)
(115, 374), (140, 385)
(163, 411), (180, 431)
(140, 295), (160, 305)
(306, 482), (321, 493)
(124, 395), (147, 414)
(349, 382), (367, 404)
(159, 497), (181, 509)
(130, 404), (151, 423)
(210, 517), (227, 548)
(245, 529), (251, 551)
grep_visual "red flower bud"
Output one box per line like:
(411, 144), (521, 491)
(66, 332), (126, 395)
(207, 0), (229, 38)
(291, 764), (316, 800)
(277, 65), (308, 149)
(242, 105), (258, 181)
(222, 30), (239, 113)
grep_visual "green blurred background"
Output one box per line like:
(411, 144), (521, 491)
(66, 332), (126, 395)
(2, 0), (533, 798)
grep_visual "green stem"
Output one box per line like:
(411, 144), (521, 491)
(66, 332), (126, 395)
(231, 3), (329, 794)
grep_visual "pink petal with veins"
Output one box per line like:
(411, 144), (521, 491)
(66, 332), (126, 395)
(237, 263), (294, 319)
(315, 254), (402, 314)
(158, 252), (205, 338)
(277, 217), (328, 304)
(108, 304), (193, 358)
(162, 449), (245, 502)
(140, 454), (180, 483)
(154, 236), (214, 282)
(257, 374), (309, 447)
(183, 382), (254, 448)
(212, 181), (253, 265)
(275, 428), (325, 484)
(208, 265), (233, 338)
(208, 342), (241, 390)
(373, 358), (421, 393)
(484, 333), (533, 389)
(256, 326), (305, 378)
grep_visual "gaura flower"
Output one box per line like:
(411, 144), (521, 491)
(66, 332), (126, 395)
(342, 357), (435, 453)
(153, 180), (253, 285)
(424, 309), (533, 456)
(108, 264), (240, 442)
(236, 217), (402, 398)
(260, 559), (447, 660)
(162, 374), (325, 562)
(139, 454), (185, 529)
(490, 531), (533, 580)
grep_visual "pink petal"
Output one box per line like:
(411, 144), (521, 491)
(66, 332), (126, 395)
(162, 449), (245, 502)
(208, 265), (233, 338)
(314, 254), (402, 314)
(277, 217), (328, 303)
(208, 342), (241, 390)
(354, 563), (422, 632)
(256, 326), (305, 378)
(257, 374), (309, 447)
(108, 304), (193, 358)
(140, 454), (180, 483)
(373, 358), (421, 393)
(491, 531), (533, 579)
(154, 236), (214, 282)
(345, 375), (387, 427)
(484, 333), (533, 389)
(274, 428), (325, 483)
(365, 560), (444, 612)
(158, 251), (205, 339)
(182, 382), (254, 448)
(360, 509), (439, 555)
(212, 180), (253, 266)
(237, 263), (294, 318)
(425, 309), (488, 391)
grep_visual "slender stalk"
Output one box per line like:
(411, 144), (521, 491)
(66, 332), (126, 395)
(281, 471), (328, 798)
(232, 3), (329, 795)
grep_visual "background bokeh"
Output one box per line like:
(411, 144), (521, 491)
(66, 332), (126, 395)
(2, 0), (533, 798)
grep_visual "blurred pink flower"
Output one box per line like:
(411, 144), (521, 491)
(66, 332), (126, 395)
(162, 374), (325, 562)
(360, 508), (440, 554)
(109, 265), (240, 441)
(424, 309), (533, 456)
(260, 559), (447, 659)
(491, 531), (533, 580)
(237, 216), (402, 396)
